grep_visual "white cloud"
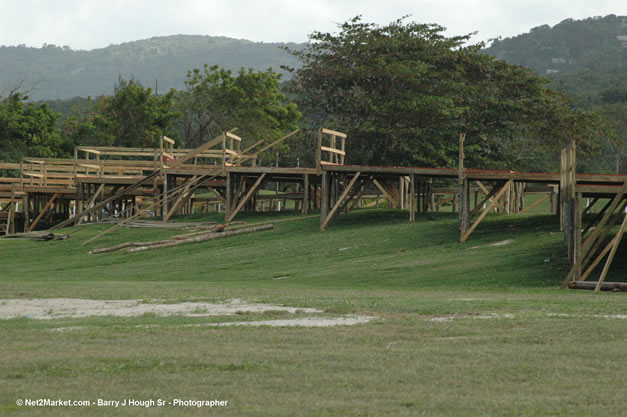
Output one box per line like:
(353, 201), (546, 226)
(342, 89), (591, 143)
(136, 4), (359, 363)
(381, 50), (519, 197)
(0, 0), (623, 49)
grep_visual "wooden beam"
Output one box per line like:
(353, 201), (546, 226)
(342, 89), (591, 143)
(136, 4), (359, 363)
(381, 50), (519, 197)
(519, 193), (550, 215)
(320, 172), (361, 230)
(77, 184), (105, 225)
(372, 178), (399, 208)
(561, 192), (627, 288)
(582, 198), (613, 237)
(164, 176), (199, 222)
(582, 197), (599, 215)
(475, 181), (504, 213)
(28, 193), (59, 232)
(225, 174), (266, 223)
(594, 212), (626, 292)
(321, 128), (347, 138)
(461, 180), (512, 243)
(234, 129), (299, 166)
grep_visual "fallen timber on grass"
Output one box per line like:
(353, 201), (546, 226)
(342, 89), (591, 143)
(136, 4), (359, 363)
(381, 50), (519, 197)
(89, 224), (274, 254)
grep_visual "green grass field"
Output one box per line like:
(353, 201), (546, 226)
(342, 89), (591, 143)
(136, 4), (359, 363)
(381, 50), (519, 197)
(1, 201), (625, 416)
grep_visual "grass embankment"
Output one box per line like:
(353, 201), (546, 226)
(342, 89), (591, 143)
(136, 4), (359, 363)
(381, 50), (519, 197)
(0, 201), (625, 417)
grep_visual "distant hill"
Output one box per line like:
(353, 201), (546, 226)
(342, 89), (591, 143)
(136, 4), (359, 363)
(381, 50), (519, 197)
(0, 35), (302, 100)
(482, 14), (627, 76)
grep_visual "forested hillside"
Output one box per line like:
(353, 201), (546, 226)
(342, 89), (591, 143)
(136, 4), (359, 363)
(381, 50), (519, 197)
(0, 35), (301, 100)
(483, 14), (626, 173)
(483, 14), (626, 75)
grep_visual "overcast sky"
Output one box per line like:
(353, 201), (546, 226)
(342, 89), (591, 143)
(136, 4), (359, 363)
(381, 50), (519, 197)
(0, 0), (624, 50)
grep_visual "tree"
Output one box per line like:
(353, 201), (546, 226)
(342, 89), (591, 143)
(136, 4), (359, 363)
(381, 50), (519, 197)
(178, 65), (301, 154)
(62, 79), (182, 148)
(0, 92), (71, 162)
(284, 16), (607, 171)
(105, 78), (181, 147)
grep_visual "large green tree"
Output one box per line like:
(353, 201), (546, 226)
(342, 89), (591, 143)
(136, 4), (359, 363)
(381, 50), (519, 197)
(178, 65), (301, 154)
(0, 93), (71, 162)
(285, 16), (607, 171)
(62, 79), (181, 148)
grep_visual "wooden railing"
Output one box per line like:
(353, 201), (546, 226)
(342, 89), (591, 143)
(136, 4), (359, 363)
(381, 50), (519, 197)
(317, 128), (347, 173)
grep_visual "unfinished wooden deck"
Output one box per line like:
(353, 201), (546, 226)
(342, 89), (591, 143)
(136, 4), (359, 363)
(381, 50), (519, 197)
(0, 128), (624, 286)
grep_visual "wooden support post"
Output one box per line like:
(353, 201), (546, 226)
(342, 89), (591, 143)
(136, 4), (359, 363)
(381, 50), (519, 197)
(320, 170), (328, 226)
(372, 178), (399, 208)
(461, 180), (512, 243)
(320, 172), (361, 230)
(519, 193), (551, 215)
(77, 184), (104, 225)
(302, 174), (309, 215)
(561, 183), (627, 288)
(22, 193), (30, 233)
(226, 174), (266, 223)
(573, 192), (582, 280)
(164, 175), (199, 222)
(475, 181), (504, 213)
(28, 193), (59, 231)
(594, 211), (626, 292)
(225, 171), (232, 220)
(409, 174), (415, 222)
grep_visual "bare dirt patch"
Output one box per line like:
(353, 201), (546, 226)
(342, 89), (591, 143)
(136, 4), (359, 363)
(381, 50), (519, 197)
(0, 298), (321, 320)
(0, 298), (374, 328)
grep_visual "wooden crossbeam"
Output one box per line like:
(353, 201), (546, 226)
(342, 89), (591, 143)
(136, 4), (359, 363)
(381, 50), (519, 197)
(164, 176), (199, 222)
(581, 181), (627, 257)
(561, 183), (627, 287)
(475, 181), (504, 213)
(235, 129), (299, 165)
(582, 199), (613, 237)
(562, 202), (627, 287)
(77, 184), (105, 225)
(372, 178), (399, 208)
(169, 130), (237, 169)
(321, 172), (361, 230)
(206, 186), (226, 204)
(595, 211), (626, 291)
(461, 180), (512, 243)
(470, 181), (505, 218)
(225, 174), (266, 223)
(348, 178), (374, 211)
(579, 230), (621, 282)
(28, 193), (59, 232)
(582, 197), (599, 215)
(519, 193), (550, 215)
(51, 171), (159, 230)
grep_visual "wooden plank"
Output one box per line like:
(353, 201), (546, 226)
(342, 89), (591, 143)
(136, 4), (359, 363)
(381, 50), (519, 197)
(475, 181), (505, 212)
(162, 136), (175, 144)
(225, 174), (266, 223)
(561, 187), (627, 288)
(225, 132), (242, 141)
(579, 232), (620, 282)
(519, 193), (550, 215)
(461, 180), (512, 243)
(28, 193), (59, 232)
(234, 129), (299, 166)
(372, 178), (399, 208)
(321, 128), (347, 138)
(320, 146), (346, 156)
(321, 172), (361, 230)
(594, 212), (626, 291)
(569, 281), (627, 291)
(77, 184), (105, 225)
(165, 176), (199, 222)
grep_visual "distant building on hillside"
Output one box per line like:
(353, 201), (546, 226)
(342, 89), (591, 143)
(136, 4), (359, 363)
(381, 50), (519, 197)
(617, 36), (627, 48)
